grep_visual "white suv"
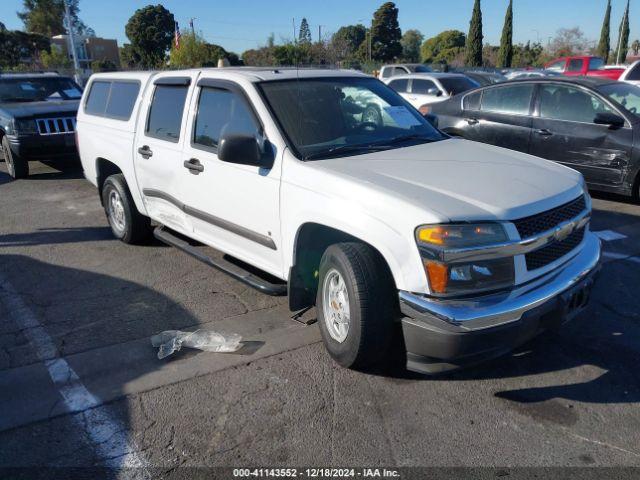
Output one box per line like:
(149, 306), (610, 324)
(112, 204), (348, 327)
(385, 73), (479, 112)
(76, 68), (600, 374)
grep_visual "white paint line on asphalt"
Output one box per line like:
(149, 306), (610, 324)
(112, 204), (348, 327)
(594, 230), (628, 242)
(0, 273), (149, 473)
(603, 251), (640, 264)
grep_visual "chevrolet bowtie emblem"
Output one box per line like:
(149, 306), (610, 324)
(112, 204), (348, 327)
(553, 221), (576, 242)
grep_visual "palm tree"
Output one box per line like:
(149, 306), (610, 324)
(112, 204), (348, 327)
(632, 39), (640, 56)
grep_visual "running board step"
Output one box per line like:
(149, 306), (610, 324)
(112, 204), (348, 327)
(153, 226), (287, 296)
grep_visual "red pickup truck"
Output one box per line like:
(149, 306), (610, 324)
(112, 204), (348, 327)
(544, 56), (625, 80)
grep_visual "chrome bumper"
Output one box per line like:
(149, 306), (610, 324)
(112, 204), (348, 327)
(400, 231), (601, 333)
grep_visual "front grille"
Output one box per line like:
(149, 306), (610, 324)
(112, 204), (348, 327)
(36, 117), (76, 135)
(525, 227), (585, 270)
(513, 195), (586, 239)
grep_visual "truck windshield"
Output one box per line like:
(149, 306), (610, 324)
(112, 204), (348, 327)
(598, 83), (640, 116)
(0, 77), (82, 103)
(259, 77), (444, 160)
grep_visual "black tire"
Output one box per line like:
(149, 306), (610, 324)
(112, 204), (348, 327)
(2, 136), (29, 179)
(101, 174), (152, 244)
(316, 242), (395, 370)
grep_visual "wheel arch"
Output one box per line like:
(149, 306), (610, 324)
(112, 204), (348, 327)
(95, 158), (123, 204)
(288, 222), (399, 311)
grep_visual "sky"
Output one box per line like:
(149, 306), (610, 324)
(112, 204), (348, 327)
(0, 0), (636, 55)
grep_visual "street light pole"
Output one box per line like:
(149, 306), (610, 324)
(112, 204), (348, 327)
(63, 0), (81, 84)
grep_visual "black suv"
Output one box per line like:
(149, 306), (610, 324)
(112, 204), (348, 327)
(0, 73), (82, 179)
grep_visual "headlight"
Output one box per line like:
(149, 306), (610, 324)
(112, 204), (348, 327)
(415, 223), (515, 296)
(14, 119), (38, 135)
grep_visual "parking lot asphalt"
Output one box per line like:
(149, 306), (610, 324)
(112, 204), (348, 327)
(1, 161), (640, 473)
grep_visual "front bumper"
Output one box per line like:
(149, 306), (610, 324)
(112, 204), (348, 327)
(7, 134), (78, 161)
(399, 232), (601, 374)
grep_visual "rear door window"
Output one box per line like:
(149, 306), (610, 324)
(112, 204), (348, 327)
(538, 85), (612, 123)
(481, 84), (534, 115)
(146, 85), (189, 142)
(588, 58), (605, 70)
(411, 79), (437, 95)
(463, 91), (482, 110)
(387, 78), (409, 93)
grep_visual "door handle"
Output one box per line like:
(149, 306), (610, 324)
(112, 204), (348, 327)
(465, 118), (479, 125)
(137, 145), (153, 158)
(183, 158), (204, 174)
(535, 128), (553, 136)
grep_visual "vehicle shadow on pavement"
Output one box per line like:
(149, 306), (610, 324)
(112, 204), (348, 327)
(0, 227), (114, 247)
(0, 254), (218, 473)
(371, 251), (640, 409)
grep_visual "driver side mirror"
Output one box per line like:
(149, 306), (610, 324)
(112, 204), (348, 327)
(427, 87), (443, 97)
(218, 134), (273, 169)
(594, 112), (625, 128)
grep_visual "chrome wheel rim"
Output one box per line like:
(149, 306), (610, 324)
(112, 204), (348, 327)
(322, 269), (350, 343)
(108, 189), (126, 234)
(363, 107), (381, 126)
(3, 144), (14, 176)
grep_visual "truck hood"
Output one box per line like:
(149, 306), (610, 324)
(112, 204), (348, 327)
(311, 138), (584, 222)
(0, 100), (79, 118)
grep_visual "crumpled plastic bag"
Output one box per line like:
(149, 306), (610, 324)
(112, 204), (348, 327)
(151, 330), (243, 359)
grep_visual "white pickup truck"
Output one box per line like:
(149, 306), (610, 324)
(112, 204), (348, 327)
(76, 68), (601, 374)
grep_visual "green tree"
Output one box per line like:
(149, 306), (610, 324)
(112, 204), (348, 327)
(465, 0), (483, 66)
(614, 0), (630, 64)
(18, 0), (90, 37)
(125, 4), (175, 68)
(597, 0), (612, 62)
(330, 24), (367, 62)
(169, 32), (231, 68)
(0, 30), (50, 68)
(401, 29), (423, 62)
(40, 46), (71, 69)
(421, 30), (466, 64)
(119, 43), (141, 69)
(512, 41), (546, 67)
(298, 18), (312, 44)
(370, 2), (402, 61)
(496, 0), (513, 68)
(91, 59), (117, 72)
(632, 39), (640, 55)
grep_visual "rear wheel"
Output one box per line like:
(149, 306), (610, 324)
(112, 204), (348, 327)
(316, 242), (395, 370)
(2, 136), (29, 179)
(101, 174), (153, 244)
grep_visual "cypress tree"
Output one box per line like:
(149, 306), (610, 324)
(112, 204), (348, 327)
(298, 18), (312, 44)
(465, 0), (483, 67)
(615, 0), (630, 64)
(597, 0), (611, 62)
(496, 0), (513, 68)
(370, 2), (402, 61)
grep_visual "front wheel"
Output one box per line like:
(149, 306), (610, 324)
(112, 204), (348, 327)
(316, 242), (395, 370)
(101, 174), (152, 244)
(2, 136), (29, 179)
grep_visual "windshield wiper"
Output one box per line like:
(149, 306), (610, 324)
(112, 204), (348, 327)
(1, 97), (38, 103)
(370, 134), (438, 147)
(304, 144), (390, 160)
